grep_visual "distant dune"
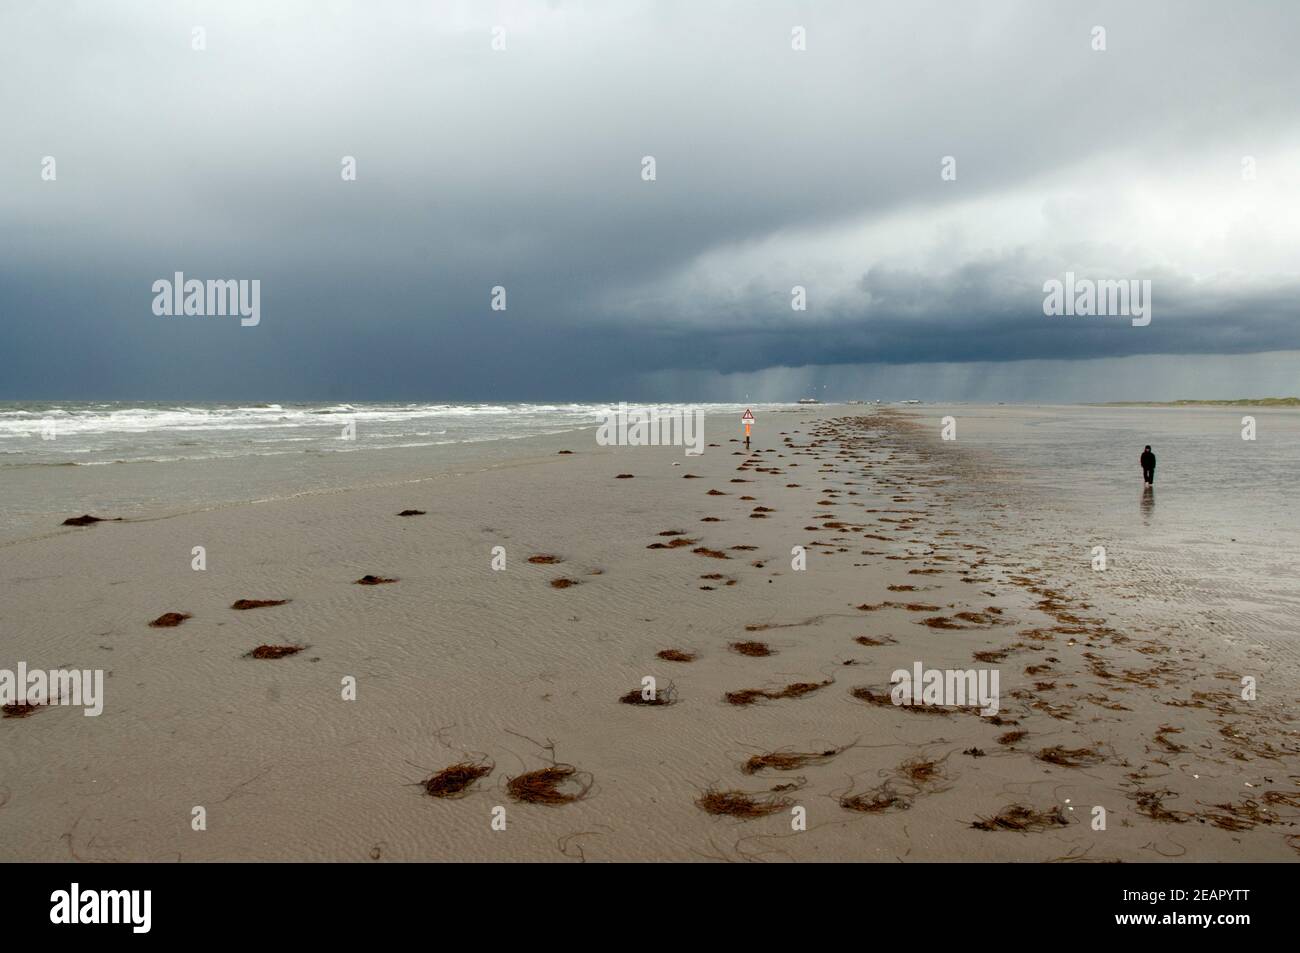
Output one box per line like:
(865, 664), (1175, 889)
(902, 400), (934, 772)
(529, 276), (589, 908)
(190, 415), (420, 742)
(1099, 397), (1300, 407)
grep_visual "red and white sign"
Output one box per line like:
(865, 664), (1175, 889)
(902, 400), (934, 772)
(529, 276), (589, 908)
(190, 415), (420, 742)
(741, 409), (754, 421)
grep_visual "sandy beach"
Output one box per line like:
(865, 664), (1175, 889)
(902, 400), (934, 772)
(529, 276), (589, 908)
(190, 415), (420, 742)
(1, 406), (1296, 862)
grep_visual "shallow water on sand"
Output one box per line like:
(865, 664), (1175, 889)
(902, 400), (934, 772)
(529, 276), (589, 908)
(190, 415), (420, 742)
(908, 404), (1300, 679)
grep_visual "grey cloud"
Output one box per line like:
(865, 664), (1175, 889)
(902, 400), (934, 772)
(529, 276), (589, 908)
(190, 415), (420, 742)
(1, 0), (1298, 400)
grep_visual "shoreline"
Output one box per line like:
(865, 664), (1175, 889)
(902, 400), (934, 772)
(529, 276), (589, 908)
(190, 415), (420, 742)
(1, 407), (1295, 861)
(0, 404), (815, 545)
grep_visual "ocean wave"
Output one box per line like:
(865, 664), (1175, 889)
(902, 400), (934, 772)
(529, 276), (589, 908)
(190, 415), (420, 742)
(0, 401), (789, 465)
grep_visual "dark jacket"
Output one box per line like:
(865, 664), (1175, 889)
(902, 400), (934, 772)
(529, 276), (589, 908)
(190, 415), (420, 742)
(1140, 450), (1156, 470)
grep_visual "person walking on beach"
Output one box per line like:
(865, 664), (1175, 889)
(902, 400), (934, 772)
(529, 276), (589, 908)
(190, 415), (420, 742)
(1140, 445), (1156, 486)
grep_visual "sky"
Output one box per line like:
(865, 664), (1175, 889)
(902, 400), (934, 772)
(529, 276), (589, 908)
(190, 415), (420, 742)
(2, 0), (1298, 402)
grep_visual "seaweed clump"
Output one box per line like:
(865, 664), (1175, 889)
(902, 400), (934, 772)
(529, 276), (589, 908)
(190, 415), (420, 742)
(506, 765), (592, 805)
(971, 804), (1069, 832)
(725, 679), (832, 706)
(149, 612), (192, 628)
(2, 702), (42, 719)
(1036, 745), (1104, 768)
(840, 785), (909, 814)
(696, 787), (792, 818)
(231, 599), (289, 610)
(742, 746), (846, 775)
(422, 761), (493, 798)
(246, 644), (304, 660)
(62, 514), (121, 527)
(619, 682), (677, 706)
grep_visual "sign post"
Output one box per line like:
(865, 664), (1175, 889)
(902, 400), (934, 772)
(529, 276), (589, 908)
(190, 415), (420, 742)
(741, 408), (754, 449)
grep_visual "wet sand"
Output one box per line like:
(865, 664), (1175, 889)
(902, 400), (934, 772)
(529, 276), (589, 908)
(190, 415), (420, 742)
(0, 408), (1296, 861)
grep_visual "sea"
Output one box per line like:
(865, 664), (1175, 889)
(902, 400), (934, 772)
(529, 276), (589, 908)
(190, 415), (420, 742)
(0, 401), (779, 541)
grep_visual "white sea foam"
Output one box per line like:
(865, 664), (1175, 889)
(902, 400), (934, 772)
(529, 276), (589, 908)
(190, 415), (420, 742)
(0, 401), (785, 468)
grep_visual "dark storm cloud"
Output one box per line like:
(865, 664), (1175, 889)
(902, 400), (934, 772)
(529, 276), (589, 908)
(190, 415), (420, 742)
(1, 0), (1298, 399)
